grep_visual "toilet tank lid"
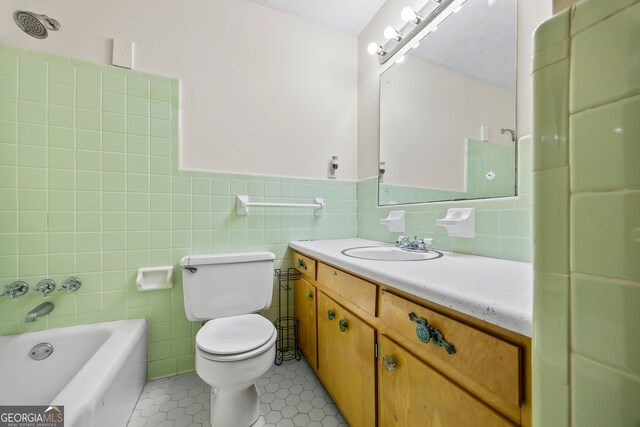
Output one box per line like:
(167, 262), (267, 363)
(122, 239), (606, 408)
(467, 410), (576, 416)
(180, 252), (275, 267)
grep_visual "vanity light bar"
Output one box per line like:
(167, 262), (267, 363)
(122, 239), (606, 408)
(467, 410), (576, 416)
(367, 43), (387, 56)
(384, 26), (404, 41)
(371, 0), (457, 65)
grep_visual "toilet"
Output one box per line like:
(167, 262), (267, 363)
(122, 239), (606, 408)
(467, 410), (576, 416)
(180, 252), (277, 427)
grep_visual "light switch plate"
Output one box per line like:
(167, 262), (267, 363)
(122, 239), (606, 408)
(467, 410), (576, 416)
(112, 38), (134, 69)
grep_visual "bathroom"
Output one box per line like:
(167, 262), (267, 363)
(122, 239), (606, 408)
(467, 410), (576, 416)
(0, 0), (638, 425)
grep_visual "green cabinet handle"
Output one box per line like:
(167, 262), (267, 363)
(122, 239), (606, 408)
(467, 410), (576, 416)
(408, 312), (456, 355)
(383, 355), (397, 372)
(338, 319), (348, 332)
(297, 258), (307, 270)
(327, 309), (335, 321)
(306, 292), (313, 300)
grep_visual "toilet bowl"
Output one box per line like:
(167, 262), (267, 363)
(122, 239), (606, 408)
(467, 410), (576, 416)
(195, 314), (277, 426)
(180, 252), (277, 427)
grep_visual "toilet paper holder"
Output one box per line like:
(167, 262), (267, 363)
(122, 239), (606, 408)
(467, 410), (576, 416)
(136, 266), (174, 291)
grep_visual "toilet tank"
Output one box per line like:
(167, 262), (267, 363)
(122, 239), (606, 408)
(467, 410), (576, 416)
(179, 252), (275, 322)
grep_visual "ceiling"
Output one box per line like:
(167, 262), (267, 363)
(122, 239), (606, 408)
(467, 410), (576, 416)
(250, 0), (516, 91)
(250, 0), (386, 35)
(409, 0), (517, 91)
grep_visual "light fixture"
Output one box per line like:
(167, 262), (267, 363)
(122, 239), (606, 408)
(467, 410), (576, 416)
(368, 0), (457, 64)
(395, 55), (406, 64)
(400, 7), (423, 24)
(453, 5), (462, 13)
(412, 41), (421, 49)
(367, 42), (387, 56)
(383, 26), (403, 41)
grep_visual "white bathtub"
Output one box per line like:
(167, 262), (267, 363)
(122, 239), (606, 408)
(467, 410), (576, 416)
(0, 319), (148, 427)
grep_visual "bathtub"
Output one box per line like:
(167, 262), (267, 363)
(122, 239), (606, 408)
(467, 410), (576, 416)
(0, 319), (148, 427)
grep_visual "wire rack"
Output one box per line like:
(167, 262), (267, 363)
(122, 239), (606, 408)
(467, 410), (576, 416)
(273, 268), (301, 365)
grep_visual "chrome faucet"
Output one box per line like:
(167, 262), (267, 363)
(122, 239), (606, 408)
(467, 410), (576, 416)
(2, 281), (29, 298)
(35, 279), (56, 296)
(395, 236), (433, 252)
(59, 277), (81, 293)
(25, 302), (54, 323)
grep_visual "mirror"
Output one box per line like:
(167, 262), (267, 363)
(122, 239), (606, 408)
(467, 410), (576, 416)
(378, 0), (517, 206)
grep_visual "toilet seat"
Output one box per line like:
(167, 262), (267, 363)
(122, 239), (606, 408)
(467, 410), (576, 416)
(196, 314), (276, 362)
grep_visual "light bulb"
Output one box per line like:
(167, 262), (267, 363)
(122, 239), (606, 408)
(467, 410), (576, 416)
(412, 41), (421, 49)
(384, 26), (402, 41)
(396, 55), (406, 64)
(401, 7), (415, 21)
(367, 42), (379, 55)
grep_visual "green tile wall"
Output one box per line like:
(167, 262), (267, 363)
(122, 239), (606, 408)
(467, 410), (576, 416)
(532, 1), (640, 425)
(0, 45), (357, 379)
(378, 182), (465, 205)
(379, 138), (516, 205)
(359, 136), (531, 262)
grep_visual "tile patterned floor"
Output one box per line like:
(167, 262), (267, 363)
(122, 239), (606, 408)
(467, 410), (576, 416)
(127, 357), (349, 427)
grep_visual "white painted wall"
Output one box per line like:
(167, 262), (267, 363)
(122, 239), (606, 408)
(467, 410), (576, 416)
(380, 56), (515, 190)
(358, 0), (553, 179)
(0, 0), (358, 180)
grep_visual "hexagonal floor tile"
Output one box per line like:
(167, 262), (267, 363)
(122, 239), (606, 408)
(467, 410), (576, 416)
(127, 357), (349, 426)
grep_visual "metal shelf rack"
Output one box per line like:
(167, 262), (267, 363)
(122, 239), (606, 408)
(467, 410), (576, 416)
(273, 268), (302, 365)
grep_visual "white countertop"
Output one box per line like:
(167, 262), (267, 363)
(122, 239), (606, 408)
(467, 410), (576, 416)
(289, 238), (533, 337)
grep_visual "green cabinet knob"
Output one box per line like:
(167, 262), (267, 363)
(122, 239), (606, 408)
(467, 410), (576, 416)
(383, 355), (397, 372)
(297, 259), (307, 270)
(408, 312), (456, 355)
(327, 309), (335, 321)
(306, 292), (313, 300)
(338, 319), (348, 332)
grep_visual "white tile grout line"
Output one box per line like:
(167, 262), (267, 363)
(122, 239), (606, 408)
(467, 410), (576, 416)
(128, 357), (349, 427)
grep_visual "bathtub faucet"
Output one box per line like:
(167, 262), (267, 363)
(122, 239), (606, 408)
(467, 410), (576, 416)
(25, 302), (54, 323)
(2, 281), (29, 298)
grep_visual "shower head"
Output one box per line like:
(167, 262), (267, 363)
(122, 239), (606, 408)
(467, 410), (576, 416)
(13, 11), (60, 39)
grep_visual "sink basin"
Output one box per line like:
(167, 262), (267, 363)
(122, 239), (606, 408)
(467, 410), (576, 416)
(341, 246), (443, 261)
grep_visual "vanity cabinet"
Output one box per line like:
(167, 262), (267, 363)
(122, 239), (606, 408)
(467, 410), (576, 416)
(292, 251), (531, 427)
(317, 291), (376, 427)
(378, 335), (514, 427)
(294, 252), (316, 281)
(379, 290), (521, 407)
(317, 263), (377, 316)
(294, 278), (317, 368)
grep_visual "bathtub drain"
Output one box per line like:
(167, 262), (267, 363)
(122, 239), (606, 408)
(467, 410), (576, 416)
(29, 343), (54, 360)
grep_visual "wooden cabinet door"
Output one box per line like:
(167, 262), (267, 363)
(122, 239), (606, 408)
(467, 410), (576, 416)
(378, 335), (516, 427)
(317, 291), (375, 427)
(294, 278), (317, 368)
